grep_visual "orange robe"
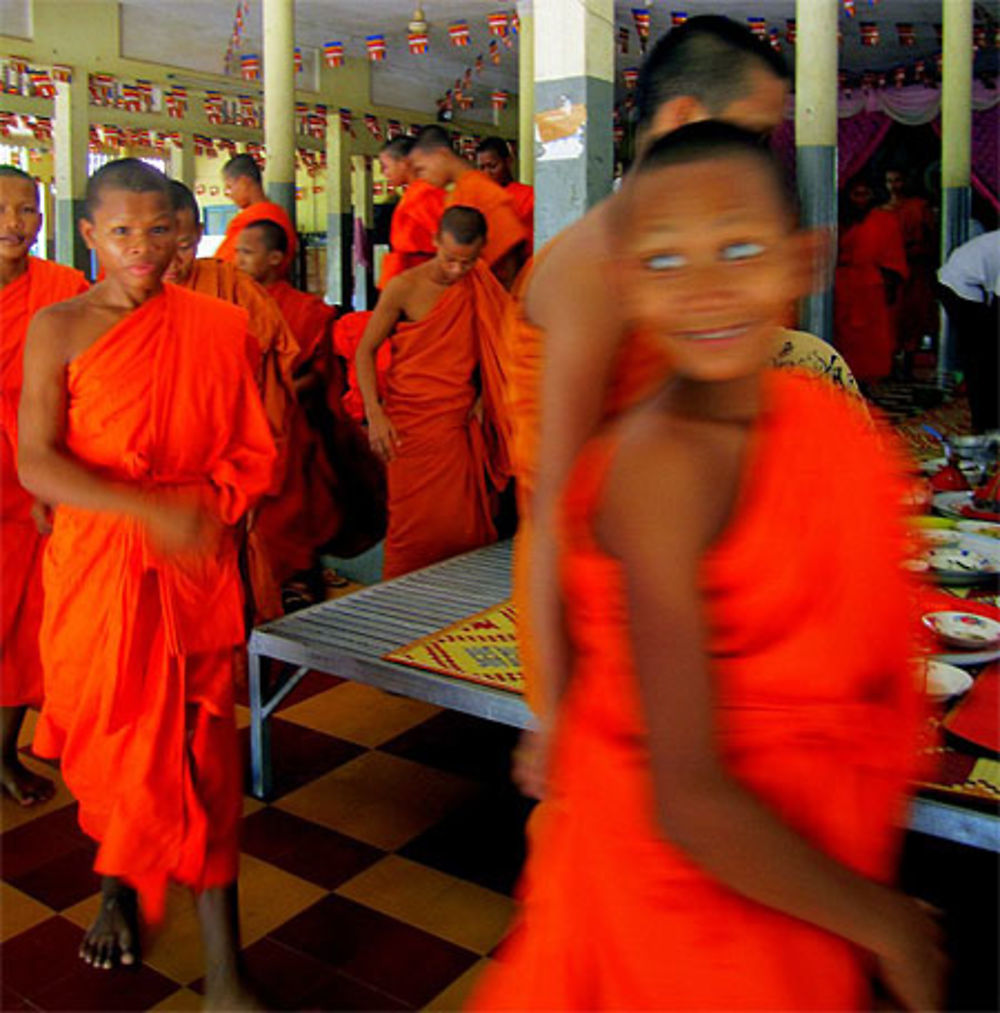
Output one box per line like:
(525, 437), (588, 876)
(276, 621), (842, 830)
(379, 180), (445, 289)
(382, 261), (511, 579)
(447, 170), (529, 271)
(475, 372), (922, 1011)
(32, 285), (276, 921)
(265, 279), (336, 373)
(183, 259), (299, 617)
(505, 180), (535, 241)
(0, 258), (88, 708)
(885, 197), (938, 354)
(331, 311), (389, 423)
(215, 200), (298, 275)
(834, 209), (908, 381)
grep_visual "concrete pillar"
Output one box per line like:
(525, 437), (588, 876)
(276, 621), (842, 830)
(794, 0), (838, 343)
(532, 0), (614, 249)
(324, 110), (351, 307)
(350, 154), (374, 311)
(52, 73), (90, 272)
(167, 132), (195, 188)
(263, 0), (296, 223)
(517, 2), (535, 187)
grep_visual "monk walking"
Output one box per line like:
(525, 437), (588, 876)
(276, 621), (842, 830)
(17, 159), (275, 1004)
(473, 123), (943, 1013)
(164, 181), (300, 620)
(377, 136), (445, 289)
(476, 136), (534, 240)
(0, 165), (87, 806)
(215, 153), (296, 275)
(409, 127), (528, 289)
(356, 207), (510, 579)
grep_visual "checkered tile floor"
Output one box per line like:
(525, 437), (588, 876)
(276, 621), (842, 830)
(1, 672), (534, 1010)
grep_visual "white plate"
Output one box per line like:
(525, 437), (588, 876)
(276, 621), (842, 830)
(921, 529), (963, 547)
(921, 533), (1000, 585)
(956, 519), (1000, 540)
(923, 661), (974, 701)
(923, 610), (1000, 649)
(932, 491), (975, 519)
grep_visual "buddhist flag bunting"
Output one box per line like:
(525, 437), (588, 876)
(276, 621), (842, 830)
(409, 31), (429, 54)
(747, 17), (767, 40)
(487, 11), (508, 37)
(121, 83), (142, 112)
(449, 21), (471, 47)
(240, 53), (260, 80)
(488, 40), (501, 65)
(295, 101), (308, 131)
(294, 47), (303, 71)
(490, 89), (509, 112)
(631, 8), (651, 49)
(671, 11), (688, 27)
(408, 123), (421, 137)
(386, 118), (403, 139)
(52, 65), (72, 84)
(366, 34), (387, 61)
(786, 19), (796, 44)
(308, 106), (326, 139)
(768, 27), (781, 52)
(339, 107), (355, 136)
(623, 66), (639, 89)
(843, 0), (855, 18)
(475, 53), (485, 73)
(511, 13), (519, 36)
(363, 113), (382, 139)
(324, 41), (344, 68)
(896, 23), (915, 47)
(27, 69), (55, 99)
(165, 86), (187, 118)
(859, 22), (879, 46)
(136, 79), (153, 107)
(618, 26), (630, 54)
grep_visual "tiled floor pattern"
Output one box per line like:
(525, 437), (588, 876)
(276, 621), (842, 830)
(1, 672), (534, 1011)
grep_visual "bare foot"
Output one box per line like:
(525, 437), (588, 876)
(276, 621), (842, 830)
(1, 754), (55, 807)
(79, 877), (139, 970)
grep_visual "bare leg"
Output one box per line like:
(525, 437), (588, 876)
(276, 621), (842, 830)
(0, 704), (55, 807)
(197, 883), (262, 1010)
(79, 876), (139, 969)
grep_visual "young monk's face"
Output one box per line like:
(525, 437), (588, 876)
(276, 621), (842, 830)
(409, 148), (449, 189)
(476, 150), (511, 187)
(378, 153), (409, 189)
(163, 208), (202, 285)
(433, 232), (483, 285)
(234, 227), (282, 283)
(621, 157), (804, 384)
(223, 172), (253, 209)
(0, 176), (42, 265)
(80, 189), (176, 293)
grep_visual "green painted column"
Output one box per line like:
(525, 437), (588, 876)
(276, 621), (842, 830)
(53, 73), (90, 271)
(263, 0), (296, 222)
(532, 0), (614, 249)
(517, 2), (535, 187)
(795, 0), (838, 343)
(324, 109), (350, 307)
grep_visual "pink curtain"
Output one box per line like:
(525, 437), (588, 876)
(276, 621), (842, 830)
(931, 110), (1000, 212)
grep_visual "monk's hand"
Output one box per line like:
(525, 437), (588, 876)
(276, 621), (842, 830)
(469, 397), (484, 425)
(874, 894), (947, 1011)
(367, 406), (400, 463)
(141, 492), (222, 558)
(30, 499), (54, 535)
(512, 725), (550, 801)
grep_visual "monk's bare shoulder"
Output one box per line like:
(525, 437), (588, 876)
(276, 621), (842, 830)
(25, 291), (100, 364)
(524, 193), (620, 328)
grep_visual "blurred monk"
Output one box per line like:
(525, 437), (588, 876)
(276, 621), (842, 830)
(410, 126), (528, 290)
(357, 207), (511, 579)
(508, 17), (796, 794)
(215, 153), (297, 275)
(476, 136), (534, 242)
(17, 159), (274, 1005)
(377, 136), (444, 289)
(0, 165), (87, 806)
(165, 181), (299, 620)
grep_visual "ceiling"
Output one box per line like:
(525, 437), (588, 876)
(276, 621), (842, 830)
(115, 1), (994, 116)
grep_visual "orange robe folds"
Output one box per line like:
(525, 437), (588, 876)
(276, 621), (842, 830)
(505, 181), (535, 240)
(0, 258), (88, 708)
(184, 259), (299, 618)
(215, 200), (298, 274)
(835, 209), (908, 381)
(475, 372), (922, 1011)
(266, 279), (336, 373)
(332, 311), (389, 423)
(379, 180), (445, 289)
(448, 170), (529, 271)
(382, 261), (511, 579)
(886, 197), (938, 354)
(32, 285), (276, 921)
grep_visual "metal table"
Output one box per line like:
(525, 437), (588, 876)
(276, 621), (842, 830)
(247, 540), (1000, 852)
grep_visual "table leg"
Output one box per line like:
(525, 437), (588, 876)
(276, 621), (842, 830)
(248, 651), (272, 800)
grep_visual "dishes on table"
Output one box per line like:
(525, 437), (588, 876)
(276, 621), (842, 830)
(933, 491), (976, 519)
(956, 519), (1000, 540)
(923, 660), (974, 701)
(910, 530), (1000, 585)
(923, 611), (1000, 650)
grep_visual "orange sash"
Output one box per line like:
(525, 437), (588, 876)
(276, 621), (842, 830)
(379, 180), (445, 289)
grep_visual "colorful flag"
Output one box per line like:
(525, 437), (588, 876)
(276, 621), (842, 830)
(859, 22), (879, 46)
(671, 11), (688, 27)
(487, 12), (508, 37)
(366, 34), (387, 61)
(240, 53), (260, 80)
(747, 17), (767, 40)
(339, 107), (355, 135)
(490, 89), (509, 111)
(449, 21), (471, 47)
(631, 8), (651, 48)
(386, 119), (403, 139)
(623, 67), (639, 89)
(786, 19), (797, 44)
(488, 40), (501, 65)
(843, 0), (855, 18)
(324, 41), (344, 68)
(294, 47), (303, 71)
(896, 23), (915, 47)
(27, 69), (55, 99)
(363, 113), (382, 139)
(408, 31), (429, 55)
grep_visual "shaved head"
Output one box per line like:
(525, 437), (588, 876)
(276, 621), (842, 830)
(83, 158), (171, 221)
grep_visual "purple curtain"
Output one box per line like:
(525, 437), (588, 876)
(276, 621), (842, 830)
(769, 112), (892, 189)
(931, 109), (1000, 212)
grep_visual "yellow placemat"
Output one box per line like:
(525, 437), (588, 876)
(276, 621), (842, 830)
(384, 601), (524, 694)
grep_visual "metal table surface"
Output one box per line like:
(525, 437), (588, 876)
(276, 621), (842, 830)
(246, 541), (1000, 852)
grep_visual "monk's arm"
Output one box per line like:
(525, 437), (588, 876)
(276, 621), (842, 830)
(492, 241), (527, 291)
(18, 310), (212, 554)
(356, 284), (403, 461)
(523, 230), (626, 721)
(600, 438), (944, 1012)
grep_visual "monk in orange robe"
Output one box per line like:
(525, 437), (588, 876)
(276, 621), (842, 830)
(17, 160), (274, 1004)
(377, 136), (445, 288)
(474, 123), (942, 1013)
(214, 152), (297, 274)
(165, 182), (300, 620)
(357, 206), (510, 579)
(476, 136), (534, 244)
(332, 310), (384, 422)
(0, 166), (88, 806)
(410, 125), (528, 290)
(835, 178), (909, 382)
